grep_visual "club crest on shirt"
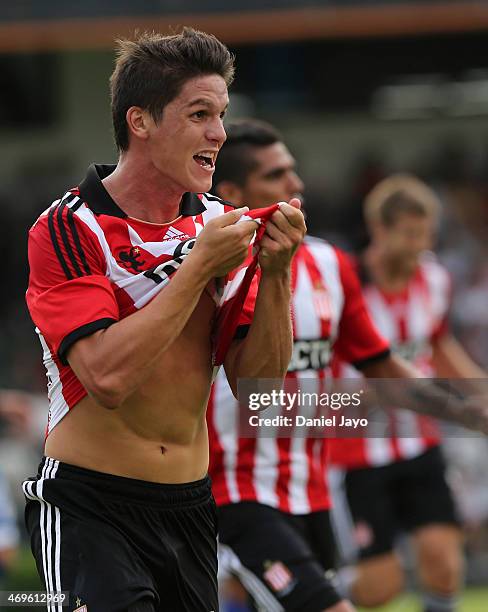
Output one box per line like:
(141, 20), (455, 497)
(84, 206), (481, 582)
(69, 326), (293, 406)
(354, 520), (374, 549)
(312, 280), (331, 322)
(263, 560), (297, 596)
(117, 246), (146, 272)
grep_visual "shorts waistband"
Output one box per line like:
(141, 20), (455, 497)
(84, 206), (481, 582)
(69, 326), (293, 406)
(38, 456), (212, 508)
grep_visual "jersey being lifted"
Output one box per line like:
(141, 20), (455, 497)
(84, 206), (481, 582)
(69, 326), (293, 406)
(26, 164), (266, 435)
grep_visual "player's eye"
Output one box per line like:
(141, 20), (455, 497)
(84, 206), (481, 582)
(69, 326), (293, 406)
(265, 169), (287, 181)
(192, 110), (206, 119)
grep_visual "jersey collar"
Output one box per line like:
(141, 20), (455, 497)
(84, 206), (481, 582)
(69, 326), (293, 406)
(79, 163), (207, 218)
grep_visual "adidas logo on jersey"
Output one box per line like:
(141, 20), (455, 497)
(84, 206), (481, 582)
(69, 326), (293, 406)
(162, 226), (190, 241)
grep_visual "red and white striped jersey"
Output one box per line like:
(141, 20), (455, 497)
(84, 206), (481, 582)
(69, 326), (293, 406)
(329, 253), (450, 469)
(26, 164), (269, 436)
(208, 238), (389, 514)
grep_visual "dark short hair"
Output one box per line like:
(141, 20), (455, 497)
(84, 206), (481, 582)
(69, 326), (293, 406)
(212, 119), (283, 192)
(110, 27), (235, 151)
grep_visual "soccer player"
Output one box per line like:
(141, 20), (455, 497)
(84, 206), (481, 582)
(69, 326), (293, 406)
(330, 175), (487, 612)
(208, 119), (395, 612)
(23, 30), (306, 612)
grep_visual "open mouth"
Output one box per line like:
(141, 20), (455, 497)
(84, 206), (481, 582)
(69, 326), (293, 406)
(193, 151), (215, 170)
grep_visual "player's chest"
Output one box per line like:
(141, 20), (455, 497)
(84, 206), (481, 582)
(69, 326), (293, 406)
(291, 255), (343, 340)
(99, 217), (202, 314)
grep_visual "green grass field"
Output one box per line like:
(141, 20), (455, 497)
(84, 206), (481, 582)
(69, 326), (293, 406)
(358, 589), (488, 612)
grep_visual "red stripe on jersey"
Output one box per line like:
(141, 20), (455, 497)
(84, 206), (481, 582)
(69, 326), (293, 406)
(235, 438), (258, 502)
(275, 438), (292, 513)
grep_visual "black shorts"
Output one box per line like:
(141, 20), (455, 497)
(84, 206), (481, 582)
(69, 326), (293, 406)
(23, 456), (218, 612)
(344, 445), (459, 560)
(217, 501), (341, 612)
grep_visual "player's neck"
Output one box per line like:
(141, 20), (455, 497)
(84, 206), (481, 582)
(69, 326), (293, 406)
(364, 246), (414, 294)
(102, 155), (185, 224)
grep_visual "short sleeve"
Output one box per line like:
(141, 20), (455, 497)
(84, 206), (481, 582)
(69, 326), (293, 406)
(26, 202), (119, 364)
(332, 249), (390, 368)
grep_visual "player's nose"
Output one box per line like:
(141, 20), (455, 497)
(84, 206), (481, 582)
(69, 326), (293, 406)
(207, 118), (227, 146)
(289, 171), (304, 197)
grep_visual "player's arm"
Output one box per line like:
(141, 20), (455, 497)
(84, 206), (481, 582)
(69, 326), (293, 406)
(29, 206), (256, 409)
(429, 267), (486, 385)
(224, 200), (306, 396)
(332, 249), (488, 433)
(224, 270), (293, 397)
(432, 334), (487, 380)
(361, 353), (488, 433)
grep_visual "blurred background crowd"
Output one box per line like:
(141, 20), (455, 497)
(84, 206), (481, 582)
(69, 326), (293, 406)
(1, 1), (488, 609)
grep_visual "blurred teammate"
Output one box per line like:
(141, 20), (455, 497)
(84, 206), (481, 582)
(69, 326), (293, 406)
(330, 175), (487, 612)
(0, 391), (28, 585)
(23, 31), (305, 612)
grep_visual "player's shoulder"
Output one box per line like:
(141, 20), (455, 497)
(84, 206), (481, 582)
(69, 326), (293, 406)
(418, 251), (450, 282)
(30, 188), (90, 234)
(302, 235), (357, 270)
(303, 234), (334, 255)
(304, 235), (330, 247)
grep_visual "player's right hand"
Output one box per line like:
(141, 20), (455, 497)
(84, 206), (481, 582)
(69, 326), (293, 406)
(192, 207), (258, 277)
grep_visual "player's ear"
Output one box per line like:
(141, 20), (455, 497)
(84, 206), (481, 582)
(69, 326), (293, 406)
(126, 106), (150, 143)
(215, 181), (245, 207)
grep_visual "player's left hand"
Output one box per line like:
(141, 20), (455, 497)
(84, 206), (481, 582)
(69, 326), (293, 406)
(259, 198), (306, 274)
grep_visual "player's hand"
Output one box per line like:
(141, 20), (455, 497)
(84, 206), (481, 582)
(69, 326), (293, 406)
(193, 207), (258, 278)
(258, 198), (306, 274)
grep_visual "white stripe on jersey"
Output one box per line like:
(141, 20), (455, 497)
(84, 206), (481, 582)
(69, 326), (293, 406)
(253, 435), (280, 509)
(37, 329), (69, 434)
(126, 224), (193, 257)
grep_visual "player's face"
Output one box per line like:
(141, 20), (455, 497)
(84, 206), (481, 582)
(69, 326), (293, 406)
(381, 212), (435, 271)
(145, 74), (229, 194)
(241, 143), (305, 209)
